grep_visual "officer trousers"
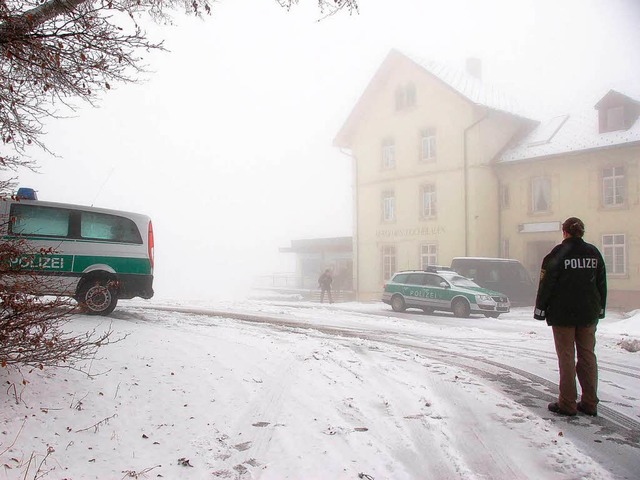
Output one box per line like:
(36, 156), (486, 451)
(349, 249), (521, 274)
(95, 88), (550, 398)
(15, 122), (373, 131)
(552, 324), (599, 413)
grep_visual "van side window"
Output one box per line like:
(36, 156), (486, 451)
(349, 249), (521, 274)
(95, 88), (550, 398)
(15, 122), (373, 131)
(81, 212), (142, 244)
(463, 268), (478, 280)
(9, 204), (70, 237)
(487, 269), (499, 282)
(515, 265), (532, 283)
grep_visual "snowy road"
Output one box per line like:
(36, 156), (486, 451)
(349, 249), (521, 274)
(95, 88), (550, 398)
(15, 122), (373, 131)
(2, 299), (639, 479)
(127, 300), (640, 479)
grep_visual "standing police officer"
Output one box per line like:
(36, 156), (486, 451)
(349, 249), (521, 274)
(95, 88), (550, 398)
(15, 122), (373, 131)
(534, 217), (607, 416)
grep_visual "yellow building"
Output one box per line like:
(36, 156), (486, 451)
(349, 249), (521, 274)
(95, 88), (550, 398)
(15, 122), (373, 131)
(334, 50), (639, 309)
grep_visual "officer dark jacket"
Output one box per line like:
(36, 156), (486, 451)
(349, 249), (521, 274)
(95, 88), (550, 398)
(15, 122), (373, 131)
(534, 237), (607, 326)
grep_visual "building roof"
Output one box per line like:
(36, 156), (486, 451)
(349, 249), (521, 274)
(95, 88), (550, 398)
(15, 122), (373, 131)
(500, 90), (640, 163)
(403, 52), (531, 120)
(334, 49), (640, 162)
(334, 49), (535, 148)
(279, 236), (352, 254)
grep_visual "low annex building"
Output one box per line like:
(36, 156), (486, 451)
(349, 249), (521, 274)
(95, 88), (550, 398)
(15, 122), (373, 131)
(334, 49), (639, 309)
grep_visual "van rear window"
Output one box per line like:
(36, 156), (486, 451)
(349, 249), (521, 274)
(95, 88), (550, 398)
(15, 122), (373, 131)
(81, 212), (142, 244)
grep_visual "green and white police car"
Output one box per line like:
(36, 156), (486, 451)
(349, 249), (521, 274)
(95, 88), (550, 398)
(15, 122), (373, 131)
(382, 268), (510, 318)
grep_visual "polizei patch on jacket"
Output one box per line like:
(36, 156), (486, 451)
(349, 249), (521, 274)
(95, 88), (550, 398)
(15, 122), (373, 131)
(564, 258), (598, 269)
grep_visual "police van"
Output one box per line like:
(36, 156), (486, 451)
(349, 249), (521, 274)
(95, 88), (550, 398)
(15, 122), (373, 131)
(450, 257), (535, 306)
(1, 188), (154, 315)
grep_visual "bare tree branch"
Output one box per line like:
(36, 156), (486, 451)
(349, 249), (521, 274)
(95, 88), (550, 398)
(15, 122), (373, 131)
(0, 0), (357, 159)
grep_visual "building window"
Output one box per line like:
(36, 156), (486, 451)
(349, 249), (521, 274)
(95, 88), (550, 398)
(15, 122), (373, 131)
(381, 138), (395, 170)
(395, 83), (416, 110)
(420, 183), (437, 218)
(420, 128), (436, 162)
(602, 234), (626, 274)
(382, 191), (395, 222)
(605, 106), (625, 132)
(420, 244), (437, 269)
(405, 83), (416, 107)
(500, 184), (510, 209)
(382, 245), (397, 281)
(531, 176), (551, 213)
(603, 166), (625, 206)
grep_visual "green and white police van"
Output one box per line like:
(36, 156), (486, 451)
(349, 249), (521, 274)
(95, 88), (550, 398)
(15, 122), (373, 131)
(1, 188), (154, 315)
(382, 267), (510, 318)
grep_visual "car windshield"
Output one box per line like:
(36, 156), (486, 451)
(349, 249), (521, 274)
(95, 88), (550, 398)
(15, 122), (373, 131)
(448, 275), (480, 288)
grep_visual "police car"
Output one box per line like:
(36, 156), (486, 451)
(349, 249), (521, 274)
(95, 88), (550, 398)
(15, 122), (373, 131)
(382, 267), (510, 317)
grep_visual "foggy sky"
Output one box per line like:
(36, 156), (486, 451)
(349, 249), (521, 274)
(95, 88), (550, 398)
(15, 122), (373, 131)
(15, 0), (640, 301)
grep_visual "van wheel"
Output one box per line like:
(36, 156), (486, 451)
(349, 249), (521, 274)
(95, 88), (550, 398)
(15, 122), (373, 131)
(391, 295), (406, 312)
(77, 278), (119, 315)
(452, 298), (471, 318)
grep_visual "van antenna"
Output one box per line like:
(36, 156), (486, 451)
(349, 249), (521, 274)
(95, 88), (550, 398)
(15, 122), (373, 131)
(91, 167), (115, 207)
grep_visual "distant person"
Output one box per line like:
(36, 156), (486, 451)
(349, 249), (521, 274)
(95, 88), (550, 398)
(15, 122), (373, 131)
(534, 217), (607, 417)
(318, 269), (333, 304)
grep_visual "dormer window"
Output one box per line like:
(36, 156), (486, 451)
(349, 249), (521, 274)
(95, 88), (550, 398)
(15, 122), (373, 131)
(595, 90), (640, 133)
(605, 106), (625, 132)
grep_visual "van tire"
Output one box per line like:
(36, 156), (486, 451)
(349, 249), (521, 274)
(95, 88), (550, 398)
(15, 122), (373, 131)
(391, 295), (406, 312)
(452, 298), (471, 318)
(76, 277), (119, 315)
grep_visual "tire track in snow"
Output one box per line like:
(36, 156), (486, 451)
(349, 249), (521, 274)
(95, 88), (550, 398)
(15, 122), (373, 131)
(123, 304), (640, 479)
(125, 303), (640, 432)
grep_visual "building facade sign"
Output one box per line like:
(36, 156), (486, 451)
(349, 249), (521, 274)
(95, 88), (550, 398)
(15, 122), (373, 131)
(376, 225), (445, 239)
(518, 222), (561, 233)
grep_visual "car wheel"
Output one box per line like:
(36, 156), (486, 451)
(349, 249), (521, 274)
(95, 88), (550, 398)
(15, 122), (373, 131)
(77, 277), (119, 315)
(422, 307), (434, 314)
(484, 313), (500, 318)
(452, 298), (471, 318)
(391, 295), (406, 312)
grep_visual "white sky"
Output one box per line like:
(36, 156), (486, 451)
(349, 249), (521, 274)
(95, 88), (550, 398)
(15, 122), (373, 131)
(2, 301), (639, 478)
(15, 0), (640, 301)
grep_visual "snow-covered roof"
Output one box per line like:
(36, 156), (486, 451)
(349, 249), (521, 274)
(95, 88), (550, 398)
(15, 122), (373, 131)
(404, 52), (532, 120)
(334, 49), (535, 148)
(500, 102), (640, 163)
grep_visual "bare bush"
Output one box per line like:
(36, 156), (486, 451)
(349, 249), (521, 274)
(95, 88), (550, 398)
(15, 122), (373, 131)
(0, 233), (116, 371)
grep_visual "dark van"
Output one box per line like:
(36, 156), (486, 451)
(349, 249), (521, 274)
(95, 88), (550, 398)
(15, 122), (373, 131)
(450, 257), (536, 306)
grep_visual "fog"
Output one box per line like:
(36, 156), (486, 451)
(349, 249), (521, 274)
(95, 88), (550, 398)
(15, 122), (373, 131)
(15, 0), (640, 301)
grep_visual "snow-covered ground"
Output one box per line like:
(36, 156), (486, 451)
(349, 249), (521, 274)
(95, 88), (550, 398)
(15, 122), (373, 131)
(1, 298), (639, 479)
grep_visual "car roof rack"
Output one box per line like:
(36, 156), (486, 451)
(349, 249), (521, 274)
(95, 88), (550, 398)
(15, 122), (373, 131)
(424, 265), (453, 273)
